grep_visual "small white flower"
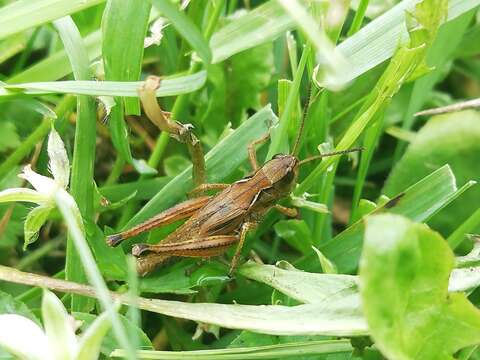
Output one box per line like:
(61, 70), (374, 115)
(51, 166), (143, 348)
(0, 128), (83, 248)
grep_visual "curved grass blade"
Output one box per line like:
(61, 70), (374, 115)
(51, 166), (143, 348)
(111, 340), (353, 359)
(3, 71), (207, 97)
(53, 16), (96, 312)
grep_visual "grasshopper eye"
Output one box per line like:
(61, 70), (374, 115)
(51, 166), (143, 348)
(272, 154), (284, 159)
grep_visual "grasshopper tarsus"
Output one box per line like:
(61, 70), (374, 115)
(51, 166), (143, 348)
(106, 234), (124, 247)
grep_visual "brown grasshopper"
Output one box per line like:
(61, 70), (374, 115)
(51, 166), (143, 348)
(107, 77), (361, 276)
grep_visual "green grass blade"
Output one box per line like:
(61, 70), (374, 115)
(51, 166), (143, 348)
(102, 0), (151, 115)
(151, 0), (211, 64)
(347, 0), (370, 36)
(266, 46), (309, 159)
(277, 0), (349, 90)
(126, 105), (277, 228)
(210, 0), (294, 63)
(111, 340), (353, 359)
(0, 0), (105, 41)
(334, 0), (480, 86)
(3, 72), (207, 97)
(53, 16), (96, 312)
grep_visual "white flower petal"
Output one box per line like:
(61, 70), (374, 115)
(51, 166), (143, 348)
(47, 128), (70, 189)
(144, 17), (167, 48)
(19, 165), (59, 196)
(42, 290), (78, 360)
(0, 314), (52, 360)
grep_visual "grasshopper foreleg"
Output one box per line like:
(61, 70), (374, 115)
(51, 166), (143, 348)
(139, 76), (206, 186)
(248, 133), (270, 171)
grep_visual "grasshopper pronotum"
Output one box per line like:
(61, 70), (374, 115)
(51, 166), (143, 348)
(107, 78), (362, 276)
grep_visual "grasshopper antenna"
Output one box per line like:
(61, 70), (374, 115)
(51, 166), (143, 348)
(291, 83), (314, 157)
(298, 147), (364, 166)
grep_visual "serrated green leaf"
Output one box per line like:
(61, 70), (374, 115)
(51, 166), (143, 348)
(360, 214), (480, 359)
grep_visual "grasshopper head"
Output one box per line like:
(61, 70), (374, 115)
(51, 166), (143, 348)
(262, 154), (299, 196)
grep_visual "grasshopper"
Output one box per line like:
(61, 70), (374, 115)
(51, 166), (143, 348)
(107, 78), (361, 276)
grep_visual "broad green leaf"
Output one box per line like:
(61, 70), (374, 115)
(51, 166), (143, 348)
(360, 214), (480, 359)
(0, 0), (105, 41)
(151, 0), (211, 64)
(111, 339), (353, 359)
(3, 71), (207, 97)
(42, 289), (78, 360)
(23, 205), (53, 250)
(126, 105), (278, 228)
(385, 111), (480, 235)
(239, 262), (358, 306)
